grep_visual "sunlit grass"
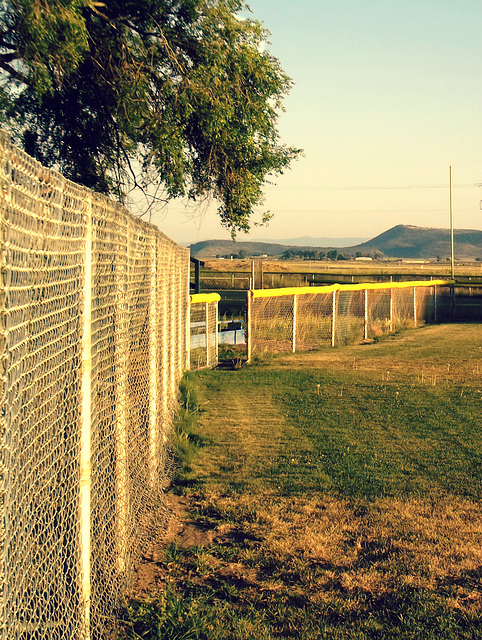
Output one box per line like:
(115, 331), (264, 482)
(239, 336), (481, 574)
(119, 324), (482, 640)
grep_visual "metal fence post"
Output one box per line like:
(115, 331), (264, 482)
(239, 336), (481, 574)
(148, 234), (158, 488)
(215, 299), (219, 363)
(186, 262), (191, 371)
(80, 192), (92, 640)
(114, 213), (128, 576)
(247, 291), (252, 362)
(292, 294), (297, 353)
(331, 290), (336, 347)
(389, 287), (393, 332)
(205, 302), (210, 368)
(364, 288), (368, 340)
(413, 286), (417, 326)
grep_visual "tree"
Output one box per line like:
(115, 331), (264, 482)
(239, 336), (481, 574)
(327, 249), (338, 260)
(0, 0), (301, 235)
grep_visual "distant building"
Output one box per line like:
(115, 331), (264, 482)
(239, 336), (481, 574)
(355, 256), (373, 261)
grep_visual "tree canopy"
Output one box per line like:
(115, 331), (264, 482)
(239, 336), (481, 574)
(0, 0), (301, 234)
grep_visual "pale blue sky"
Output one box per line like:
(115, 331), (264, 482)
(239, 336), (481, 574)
(150, 0), (482, 244)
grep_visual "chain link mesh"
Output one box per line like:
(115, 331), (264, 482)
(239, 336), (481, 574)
(189, 295), (219, 370)
(0, 131), (189, 639)
(249, 282), (451, 358)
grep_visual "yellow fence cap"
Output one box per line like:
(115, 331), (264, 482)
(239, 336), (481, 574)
(190, 293), (221, 304)
(250, 280), (454, 299)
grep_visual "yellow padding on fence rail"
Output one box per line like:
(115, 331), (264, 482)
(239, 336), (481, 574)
(250, 279), (454, 299)
(191, 293), (221, 303)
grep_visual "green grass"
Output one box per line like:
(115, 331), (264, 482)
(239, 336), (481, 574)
(119, 324), (482, 640)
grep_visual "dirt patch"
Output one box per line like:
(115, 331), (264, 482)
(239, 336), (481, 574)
(133, 493), (255, 597)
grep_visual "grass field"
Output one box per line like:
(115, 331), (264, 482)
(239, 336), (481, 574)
(202, 258), (482, 278)
(120, 324), (482, 639)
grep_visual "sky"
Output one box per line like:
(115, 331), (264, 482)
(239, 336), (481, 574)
(148, 0), (482, 245)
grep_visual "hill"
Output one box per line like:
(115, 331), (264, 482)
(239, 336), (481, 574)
(189, 225), (482, 260)
(356, 225), (482, 259)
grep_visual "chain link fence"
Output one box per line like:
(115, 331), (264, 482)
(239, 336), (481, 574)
(189, 293), (219, 370)
(247, 281), (453, 358)
(0, 132), (190, 639)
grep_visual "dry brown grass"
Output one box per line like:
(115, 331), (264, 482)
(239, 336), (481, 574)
(125, 323), (482, 639)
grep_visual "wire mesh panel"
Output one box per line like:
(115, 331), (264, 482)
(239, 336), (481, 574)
(335, 289), (365, 345)
(189, 294), (219, 370)
(248, 281), (452, 359)
(392, 286), (416, 329)
(367, 288), (392, 338)
(0, 132), (86, 639)
(416, 285), (435, 325)
(0, 132), (190, 639)
(295, 292), (333, 350)
(250, 294), (295, 356)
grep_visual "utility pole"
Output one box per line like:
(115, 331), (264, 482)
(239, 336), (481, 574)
(449, 160), (455, 280)
(449, 159), (455, 319)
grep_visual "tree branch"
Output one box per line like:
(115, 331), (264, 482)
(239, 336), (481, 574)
(0, 59), (28, 85)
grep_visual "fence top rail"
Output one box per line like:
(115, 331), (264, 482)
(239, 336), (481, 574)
(190, 293), (221, 304)
(250, 280), (455, 299)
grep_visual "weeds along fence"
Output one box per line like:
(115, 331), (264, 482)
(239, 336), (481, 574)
(189, 293), (220, 370)
(247, 280), (453, 359)
(0, 132), (190, 639)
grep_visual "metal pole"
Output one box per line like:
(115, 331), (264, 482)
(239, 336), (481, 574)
(205, 301), (210, 368)
(115, 215), (129, 577)
(247, 291), (252, 362)
(389, 287), (393, 332)
(186, 261), (191, 370)
(363, 289), (368, 341)
(148, 234), (158, 487)
(80, 193), (92, 640)
(413, 286), (417, 327)
(215, 300), (219, 365)
(449, 162), (455, 280)
(331, 290), (336, 347)
(292, 294), (297, 353)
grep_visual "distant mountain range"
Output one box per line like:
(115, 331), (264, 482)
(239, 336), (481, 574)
(248, 236), (370, 247)
(189, 225), (482, 260)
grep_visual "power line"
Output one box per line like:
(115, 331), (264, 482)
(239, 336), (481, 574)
(263, 208), (476, 214)
(266, 183), (475, 191)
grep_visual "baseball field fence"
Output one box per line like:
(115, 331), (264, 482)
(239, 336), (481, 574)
(0, 132), (190, 639)
(247, 280), (454, 360)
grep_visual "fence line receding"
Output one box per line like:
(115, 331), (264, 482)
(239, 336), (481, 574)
(247, 280), (454, 360)
(0, 131), (190, 639)
(189, 293), (220, 370)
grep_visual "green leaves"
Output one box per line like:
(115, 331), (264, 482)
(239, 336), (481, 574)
(1, 0), (301, 233)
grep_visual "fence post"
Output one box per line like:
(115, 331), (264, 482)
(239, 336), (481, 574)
(215, 299), (219, 363)
(148, 234), (158, 487)
(389, 287), (393, 332)
(364, 289), (368, 340)
(247, 291), (252, 362)
(205, 302), (210, 368)
(434, 285), (438, 323)
(186, 296), (191, 371)
(186, 257), (191, 370)
(413, 286), (417, 326)
(331, 290), (336, 347)
(80, 192), (92, 640)
(292, 294), (297, 353)
(115, 212), (129, 576)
